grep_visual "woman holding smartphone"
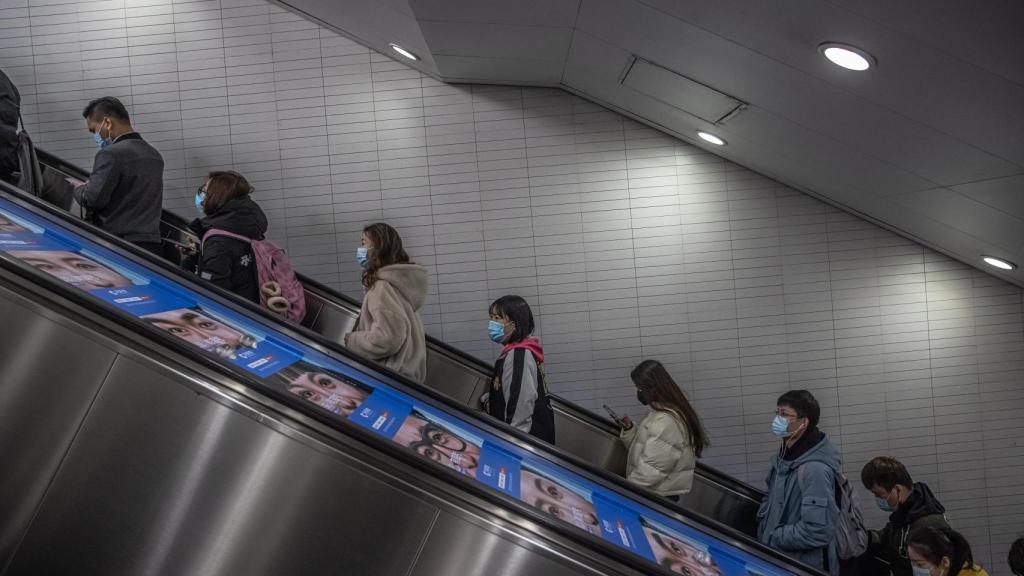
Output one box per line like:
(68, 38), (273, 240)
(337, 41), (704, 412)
(616, 360), (709, 500)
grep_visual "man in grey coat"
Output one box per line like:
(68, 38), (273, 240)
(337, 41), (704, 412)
(758, 389), (841, 576)
(73, 97), (164, 254)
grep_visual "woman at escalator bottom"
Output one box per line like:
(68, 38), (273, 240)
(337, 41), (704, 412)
(616, 359), (709, 501)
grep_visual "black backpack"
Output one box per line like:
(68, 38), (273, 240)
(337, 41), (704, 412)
(0, 68), (22, 187)
(0, 68), (71, 209)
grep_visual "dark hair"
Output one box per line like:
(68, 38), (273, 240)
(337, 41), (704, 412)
(907, 526), (974, 575)
(488, 295), (534, 343)
(1010, 536), (1024, 576)
(203, 171), (252, 215)
(361, 222), (410, 288)
(630, 360), (709, 458)
(82, 96), (130, 122)
(861, 456), (914, 491)
(777, 389), (820, 427)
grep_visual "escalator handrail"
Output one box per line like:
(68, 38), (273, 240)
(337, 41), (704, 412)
(0, 179), (819, 573)
(8, 161), (824, 575)
(162, 202), (770, 503)
(36, 145), (776, 532)
(0, 229), (695, 576)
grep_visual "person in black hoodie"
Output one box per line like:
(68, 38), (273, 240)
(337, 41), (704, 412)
(1009, 536), (1024, 576)
(861, 456), (950, 576)
(181, 171), (266, 304)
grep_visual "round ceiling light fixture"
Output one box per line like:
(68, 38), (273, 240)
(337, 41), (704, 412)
(982, 256), (1017, 270)
(389, 43), (419, 61)
(697, 131), (726, 146)
(818, 42), (875, 71)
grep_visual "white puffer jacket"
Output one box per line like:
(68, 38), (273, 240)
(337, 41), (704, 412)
(620, 408), (696, 496)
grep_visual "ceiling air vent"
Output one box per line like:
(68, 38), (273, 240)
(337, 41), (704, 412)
(621, 57), (745, 124)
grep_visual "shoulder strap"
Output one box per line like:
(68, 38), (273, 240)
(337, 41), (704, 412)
(202, 228), (250, 248)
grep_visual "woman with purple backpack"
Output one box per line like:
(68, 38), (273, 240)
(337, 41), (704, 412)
(182, 170), (267, 304)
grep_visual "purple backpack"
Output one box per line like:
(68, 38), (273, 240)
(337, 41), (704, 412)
(202, 229), (306, 323)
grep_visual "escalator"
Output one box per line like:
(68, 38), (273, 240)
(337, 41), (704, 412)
(0, 177), (819, 575)
(36, 148), (770, 540)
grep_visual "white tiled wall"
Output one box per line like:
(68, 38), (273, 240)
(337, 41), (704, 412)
(3, 0), (1023, 570)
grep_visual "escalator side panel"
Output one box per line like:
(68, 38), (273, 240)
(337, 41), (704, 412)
(6, 350), (441, 576)
(676, 479), (759, 537)
(552, 410), (629, 478)
(306, 292), (358, 346)
(0, 296), (117, 568)
(299, 291), (325, 332)
(409, 510), (606, 576)
(424, 350), (489, 407)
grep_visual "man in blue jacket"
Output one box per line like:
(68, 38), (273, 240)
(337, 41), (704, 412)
(758, 390), (841, 575)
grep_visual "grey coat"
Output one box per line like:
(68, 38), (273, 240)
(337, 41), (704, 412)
(74, 132), (164, 243)
(757, 434), (841, 575)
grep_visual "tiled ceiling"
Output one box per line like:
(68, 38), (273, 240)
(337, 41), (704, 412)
(272, 0), (1024, 287)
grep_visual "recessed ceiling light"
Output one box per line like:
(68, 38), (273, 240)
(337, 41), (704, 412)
(982, 256), (1017, 270)
(389, 43), (419, 61)
(818, 42), (875, 71)
(697, 131), (726, 146)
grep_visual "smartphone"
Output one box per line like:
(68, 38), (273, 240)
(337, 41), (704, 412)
(602, 404), (621, 423)
(163, 238), (189, 249)
(164, 237), (196, 252)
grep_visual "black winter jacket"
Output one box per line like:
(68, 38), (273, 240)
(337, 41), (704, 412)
(868, 482), (949, 576)
(184, 195), (267, 304)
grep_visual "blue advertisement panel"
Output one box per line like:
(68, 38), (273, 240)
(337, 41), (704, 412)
(477, 443), (521, 498)
(592, 492), (654, 558)
(0, 197), (793, 576)
(349, 387), (413, 438)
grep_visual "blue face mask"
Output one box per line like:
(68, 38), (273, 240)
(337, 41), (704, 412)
(194, 190), (206, 216)
(911, 567), (932, 576)
(356, 246), (369, 268)
(93, 120), (113, 149)
(771, 414), (793, 438)
(93, 130), (112, 149)
(488, 320), (505, 343)
(875, 496), (893, 512)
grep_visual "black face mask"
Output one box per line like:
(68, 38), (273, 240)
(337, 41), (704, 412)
(636, 388), (649, 405)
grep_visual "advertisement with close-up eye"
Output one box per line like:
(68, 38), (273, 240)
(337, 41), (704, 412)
(392, 407), (484, 478)
(518, 461), (601, 536)
(5, 247), (142, 293)
(267, 359), (374, 418)
(140, 305), (299, 377)
(641, 516), (724, 576)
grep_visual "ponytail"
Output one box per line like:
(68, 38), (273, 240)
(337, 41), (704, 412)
(907, 526), (974, 575)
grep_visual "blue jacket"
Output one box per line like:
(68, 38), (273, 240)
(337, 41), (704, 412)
(757, 433), (841, 575)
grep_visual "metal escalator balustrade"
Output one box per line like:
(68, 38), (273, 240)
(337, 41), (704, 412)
(36, 146), (770, 538)
(0, 174), (820, 576)
(155, 186), (766, 537)
(0, 237), (672, 576)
